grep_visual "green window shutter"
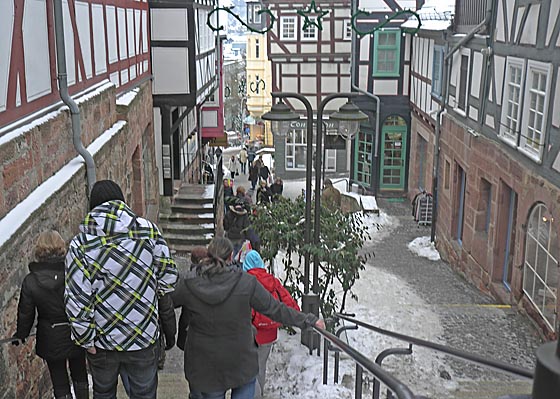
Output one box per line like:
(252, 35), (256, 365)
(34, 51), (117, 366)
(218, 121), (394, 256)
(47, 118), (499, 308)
(373, 29), (401, 77)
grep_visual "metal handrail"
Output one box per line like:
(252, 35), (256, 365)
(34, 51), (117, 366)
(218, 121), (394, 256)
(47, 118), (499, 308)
(0, 332), (36, 345)
(335, 313), (534, 379)
(314, 325), (416, 399)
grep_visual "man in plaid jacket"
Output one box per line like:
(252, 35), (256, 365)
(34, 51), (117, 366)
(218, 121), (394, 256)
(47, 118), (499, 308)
(65, 180), (178, 399)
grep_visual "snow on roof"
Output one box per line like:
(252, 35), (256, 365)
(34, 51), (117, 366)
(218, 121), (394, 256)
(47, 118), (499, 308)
(401, 0), (455, 31)
(0, 120), (127, 251)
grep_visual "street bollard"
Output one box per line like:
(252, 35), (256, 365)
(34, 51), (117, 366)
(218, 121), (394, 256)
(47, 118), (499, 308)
(531, 335), (560, 399)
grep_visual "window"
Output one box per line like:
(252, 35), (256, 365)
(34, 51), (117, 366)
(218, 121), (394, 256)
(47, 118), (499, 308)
(431, 46), (444, 98)
(417, 134), (427, 189)
(454, 164), (466, 244)
(280, 17), (296, 40)
(285, 127), (307, 170)
(253, 4), (261, 24)
(373, 29), (401, 76)
(520, 61), (551, 160)
(325, 149), (336, 171)
(523, 203), (559, 331)
(302, 18), (317, 40)
(255, 39), (260, 59)
(343, 20), (352, 40)
(500, 58), (525, 144)
(457, 53), (469, 112)
(444, 160), (450, 190)
(475, 178), (492, 233)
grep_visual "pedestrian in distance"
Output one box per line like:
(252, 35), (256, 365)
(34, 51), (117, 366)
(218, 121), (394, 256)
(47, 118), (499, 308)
(321, 178), (342, 212)
(236, 186), (253, 210)
(242, 250), (300, 399)
(13, 230), (89, 399)
(239, 147), (248, 174)
(248, 162), (260, 191)
(256, 180), (273, 205)
(171, 237), (325, 399)
(65, 179), (178, 399)
(224, 203), (251, 255)
(229, 155), (239, 179)
(257, 157), (270, 184)
(270, 177), (284, 202)
(247, 147), (256, 169)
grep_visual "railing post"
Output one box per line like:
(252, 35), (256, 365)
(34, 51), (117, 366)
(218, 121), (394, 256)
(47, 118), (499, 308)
(323, 337), (329, 385)
(356, 364), (363, 399)
(532, 332), (560, 399)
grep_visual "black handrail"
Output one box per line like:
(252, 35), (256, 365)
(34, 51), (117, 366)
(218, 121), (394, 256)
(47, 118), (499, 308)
(314, 325), (416, 399)
(335, 313), (534, 379)
(374, 345), (414, 399)
(0, 332), (36, 345)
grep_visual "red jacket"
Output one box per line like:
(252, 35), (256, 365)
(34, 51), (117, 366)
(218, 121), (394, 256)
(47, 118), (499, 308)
(247, 268), (300, 344)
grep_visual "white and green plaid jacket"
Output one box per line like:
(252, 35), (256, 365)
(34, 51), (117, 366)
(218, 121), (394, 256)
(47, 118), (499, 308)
(64, 200), (178, 351)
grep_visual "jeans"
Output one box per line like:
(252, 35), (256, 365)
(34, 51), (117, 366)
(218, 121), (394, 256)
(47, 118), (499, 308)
(46, 351), (88, 398)
(87, 344), (159, 399)
(255, 343), (273, 399)
(189, 378), (256, 399)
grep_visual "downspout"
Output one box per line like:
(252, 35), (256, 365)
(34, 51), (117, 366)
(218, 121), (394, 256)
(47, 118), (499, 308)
(350, 0), (380, 196)
(53, 0), (96, 194)
(430, 0), (495, 241)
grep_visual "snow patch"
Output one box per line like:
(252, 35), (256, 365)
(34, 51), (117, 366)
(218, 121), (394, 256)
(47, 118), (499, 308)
(407, 236), (441, 261)
(116, 87), (140, 106)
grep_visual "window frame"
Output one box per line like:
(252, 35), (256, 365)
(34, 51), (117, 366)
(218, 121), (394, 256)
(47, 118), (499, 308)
(301, 17), (317, 41)
(431, 46), (444, 99)
(519, 60), (552, 163)
(280, 16), (296, 40)
(499, 57), (525, 147)
(253, 4), (262, 24)
(455, 49), (470, 115)
(255, 38), (260, 59)
(372, 28), (401, 77)
(343, 19), (352, 40)
(285, 127), (307, 170)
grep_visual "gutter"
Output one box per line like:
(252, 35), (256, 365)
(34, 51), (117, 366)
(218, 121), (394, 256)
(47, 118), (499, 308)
(53, 0), (96, 194)
(350, 0), (380, 196)
(430, 0), (495, 241)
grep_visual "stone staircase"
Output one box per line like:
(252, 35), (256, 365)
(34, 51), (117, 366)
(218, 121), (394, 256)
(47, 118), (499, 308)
(159, 184), (215, 253)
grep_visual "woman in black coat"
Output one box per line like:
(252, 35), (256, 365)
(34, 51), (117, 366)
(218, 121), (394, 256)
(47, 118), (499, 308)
(13, 231), (89, 399)
(171, 237), (325, 399)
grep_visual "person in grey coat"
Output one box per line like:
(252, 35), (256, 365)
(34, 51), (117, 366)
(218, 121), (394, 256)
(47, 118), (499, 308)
(171, 237), (325, 399)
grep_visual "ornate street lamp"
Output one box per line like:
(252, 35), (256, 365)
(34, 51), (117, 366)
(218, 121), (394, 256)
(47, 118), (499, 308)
(263, 93), (367, 349)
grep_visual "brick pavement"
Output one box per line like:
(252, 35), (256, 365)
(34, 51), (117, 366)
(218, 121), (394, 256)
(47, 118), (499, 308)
(372, 198), (543, 398)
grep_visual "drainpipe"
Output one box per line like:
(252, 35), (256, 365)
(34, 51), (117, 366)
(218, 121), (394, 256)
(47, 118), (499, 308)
(53, 0), (96, 194)
(350, 0), (380, 196)
(430, 0), (495, 242)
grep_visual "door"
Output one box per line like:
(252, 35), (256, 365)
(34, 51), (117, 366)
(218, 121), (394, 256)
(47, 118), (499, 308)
(353, 130), (373, 187)
(379, 116), (407, 190)
(500, 186), (517, 290)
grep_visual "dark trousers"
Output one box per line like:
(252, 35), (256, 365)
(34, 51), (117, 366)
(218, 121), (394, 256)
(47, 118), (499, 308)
(87, 344), (159, 399)
(46, 351), (88, 398)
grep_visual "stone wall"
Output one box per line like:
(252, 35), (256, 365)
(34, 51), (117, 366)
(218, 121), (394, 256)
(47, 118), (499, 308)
(434, 115), (560, 337)
(0, 80), (157, 399)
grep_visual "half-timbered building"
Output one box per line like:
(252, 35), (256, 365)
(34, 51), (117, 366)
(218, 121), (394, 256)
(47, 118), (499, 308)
(0, 0), (158, 396)
(149, 0), (220, 195)
(431, 0), (560, 336)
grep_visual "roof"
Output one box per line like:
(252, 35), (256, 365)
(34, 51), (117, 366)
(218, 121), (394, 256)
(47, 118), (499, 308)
(401, 0), (455, 31)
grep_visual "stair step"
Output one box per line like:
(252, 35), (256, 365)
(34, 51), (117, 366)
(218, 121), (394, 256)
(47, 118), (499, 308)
(171, 203), (215, 214)
(161, 213), (214, 224)
(177, 184), (215, 197)
(171, 244), (211, 254)
(167, 234), (213, 246)
(160, 223), (214, 235)
(174, 194), (214, 205)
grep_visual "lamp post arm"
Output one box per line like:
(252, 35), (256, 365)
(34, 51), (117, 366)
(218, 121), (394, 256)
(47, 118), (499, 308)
(313, 92), (361, 294)
(272, 92), (314, 294)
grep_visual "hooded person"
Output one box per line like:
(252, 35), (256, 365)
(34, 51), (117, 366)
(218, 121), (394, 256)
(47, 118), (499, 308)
(242, 250), (300, 398)
(13, 230), (89, 399)
(64, 179), (178, 399)
(171, 237), (324, 399)
(223, 203), (250, 255)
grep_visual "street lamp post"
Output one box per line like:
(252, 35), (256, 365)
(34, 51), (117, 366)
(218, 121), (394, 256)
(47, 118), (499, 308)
(263, 92), (367, 348)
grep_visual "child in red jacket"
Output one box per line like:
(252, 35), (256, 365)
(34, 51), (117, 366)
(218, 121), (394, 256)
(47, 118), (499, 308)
(242, 250), (300, 398)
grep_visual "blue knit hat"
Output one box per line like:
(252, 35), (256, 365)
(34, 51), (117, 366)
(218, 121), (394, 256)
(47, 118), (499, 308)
(243, 250), (265, 272)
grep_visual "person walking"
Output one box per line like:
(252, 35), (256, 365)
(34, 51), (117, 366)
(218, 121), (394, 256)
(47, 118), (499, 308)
(228, 155), (239, 179)
(256, 180), (273, 205)
(247, 147), (256, 169)
(236, 186), (253, 211)
(13, 230), (89, 399)
(257, 157), (270, 184)
(224, 203), (250, 255)
(270, 177), (284, 202)
(171, 237), (325, 399)
(239, 147), (248, 174)
(248, 162), (259, 191)
(242, 250), (300, 398)
(65, 180), (178, 399)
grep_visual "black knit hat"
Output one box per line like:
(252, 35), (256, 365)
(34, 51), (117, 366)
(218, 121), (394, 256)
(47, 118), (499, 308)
(89, 180), (125, 210)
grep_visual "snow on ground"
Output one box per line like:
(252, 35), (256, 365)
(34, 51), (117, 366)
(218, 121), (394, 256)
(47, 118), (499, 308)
(264, 204), (452, 399)
(407, 236), (441, 261)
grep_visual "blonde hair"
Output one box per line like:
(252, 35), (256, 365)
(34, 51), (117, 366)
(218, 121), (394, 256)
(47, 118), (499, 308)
(34, 230), (66, 261)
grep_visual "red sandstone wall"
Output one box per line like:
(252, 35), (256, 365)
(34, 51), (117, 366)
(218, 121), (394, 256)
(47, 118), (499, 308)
(0, 80), (157, 399)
